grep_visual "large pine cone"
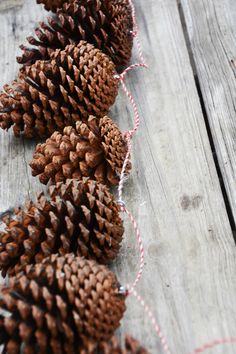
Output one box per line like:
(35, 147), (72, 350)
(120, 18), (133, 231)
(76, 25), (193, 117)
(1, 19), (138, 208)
(99, 335), (149, 354)
(0, 254), (126, 353)
(37, 0), (66, 11)
(19, 0), (133, 70)
(0, 179), (124, 277)
(30, 115), (131, 186)
(0, 42), (118, 138)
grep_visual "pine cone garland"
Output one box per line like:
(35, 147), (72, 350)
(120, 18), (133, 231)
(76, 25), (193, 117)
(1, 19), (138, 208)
(30, 115), (131, 186)
(0, 254), (126, 353)
(0, 179), (124, 277)
(37, 0), (66, 11)
(19, 0), (133, 70)
(0, 42), (118, 138)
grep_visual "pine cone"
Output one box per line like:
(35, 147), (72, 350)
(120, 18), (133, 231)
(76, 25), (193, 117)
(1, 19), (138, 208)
(30, 115), (131, 186)
(0, 254), (126, 353)
(0, 42), (118, 138)
(37, 0), (66, 11)
(19, 0), (133, 70)
(0, 179), (124, 277)
(99, 335), (149, 354)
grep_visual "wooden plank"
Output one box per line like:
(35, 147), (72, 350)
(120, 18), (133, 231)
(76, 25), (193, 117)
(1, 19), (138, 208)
(0, 1), (47, 212)
(112, 0), (236, 352)
(180, 0), (236, 223)
(0, 0), (236, 353)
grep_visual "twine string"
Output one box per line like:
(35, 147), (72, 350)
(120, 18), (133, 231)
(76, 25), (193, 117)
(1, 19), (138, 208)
(129, 0), (146, 64)
(123, 205), (144, 293)
(120, 63), (148, 79)
(116, 78), (145, 292)
(188, 337), (236, 354)
(114, 0), (148, 293)
(131, 288), (171, 354)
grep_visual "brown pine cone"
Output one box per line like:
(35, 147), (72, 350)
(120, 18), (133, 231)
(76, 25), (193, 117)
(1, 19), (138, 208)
(37, 0), (66, 11)
(98, 335), (149, 354)
(0, 179), (124, 277)
(0, 254), (126, 353)
(19, 0), (133, 70)
(30, 115), (131, 186)
(0, 42), (118, 138)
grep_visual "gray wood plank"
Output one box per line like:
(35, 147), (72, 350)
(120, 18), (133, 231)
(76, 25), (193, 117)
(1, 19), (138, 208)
(0, 0), (236, 353)
(180, 0), (236, 224)
(0, 0), (47, 212)
(112, 0), (236, 352)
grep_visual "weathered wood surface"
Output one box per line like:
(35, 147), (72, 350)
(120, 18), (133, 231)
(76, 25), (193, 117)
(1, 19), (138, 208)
(0, 0), (236, 353)
(0, 0), (47, 211)
(0, 0), (23, 11)
(180, 0), (236, 223)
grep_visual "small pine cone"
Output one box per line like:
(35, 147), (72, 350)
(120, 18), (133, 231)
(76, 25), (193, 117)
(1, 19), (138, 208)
(30, 115), (131, 186)
(19, 0), (133, 70)
(98, 335), (149, 354)
(0, 179), (124, 277)
(37, 0), (66, 11)
(0, 254), (126, 353)
(0, 42), (118, 138)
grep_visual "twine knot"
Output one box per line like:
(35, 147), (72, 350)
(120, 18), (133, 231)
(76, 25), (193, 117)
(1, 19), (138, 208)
(117, 199), (126, 208)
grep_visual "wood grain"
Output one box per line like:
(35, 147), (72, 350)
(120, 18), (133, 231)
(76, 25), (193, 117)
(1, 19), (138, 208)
(0, 0), (23, 11)
(0, 0), (236, 353)
(0, 1), (47, 212)
(180, 0), (236, 224)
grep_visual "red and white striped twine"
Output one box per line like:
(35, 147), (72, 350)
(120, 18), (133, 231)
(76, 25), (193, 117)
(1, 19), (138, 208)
(123, 205), (144, 293)
(115, 0), (148, 293)
(131, 289), (171, 354)
(129, 0), (146, 64)
(116, 0), (236, 353)
(188, 338), (236, 354)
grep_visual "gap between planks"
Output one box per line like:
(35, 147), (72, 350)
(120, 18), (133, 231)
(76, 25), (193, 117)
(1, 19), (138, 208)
(180, 0), (236, 234)
(177, 0), (236, 238)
